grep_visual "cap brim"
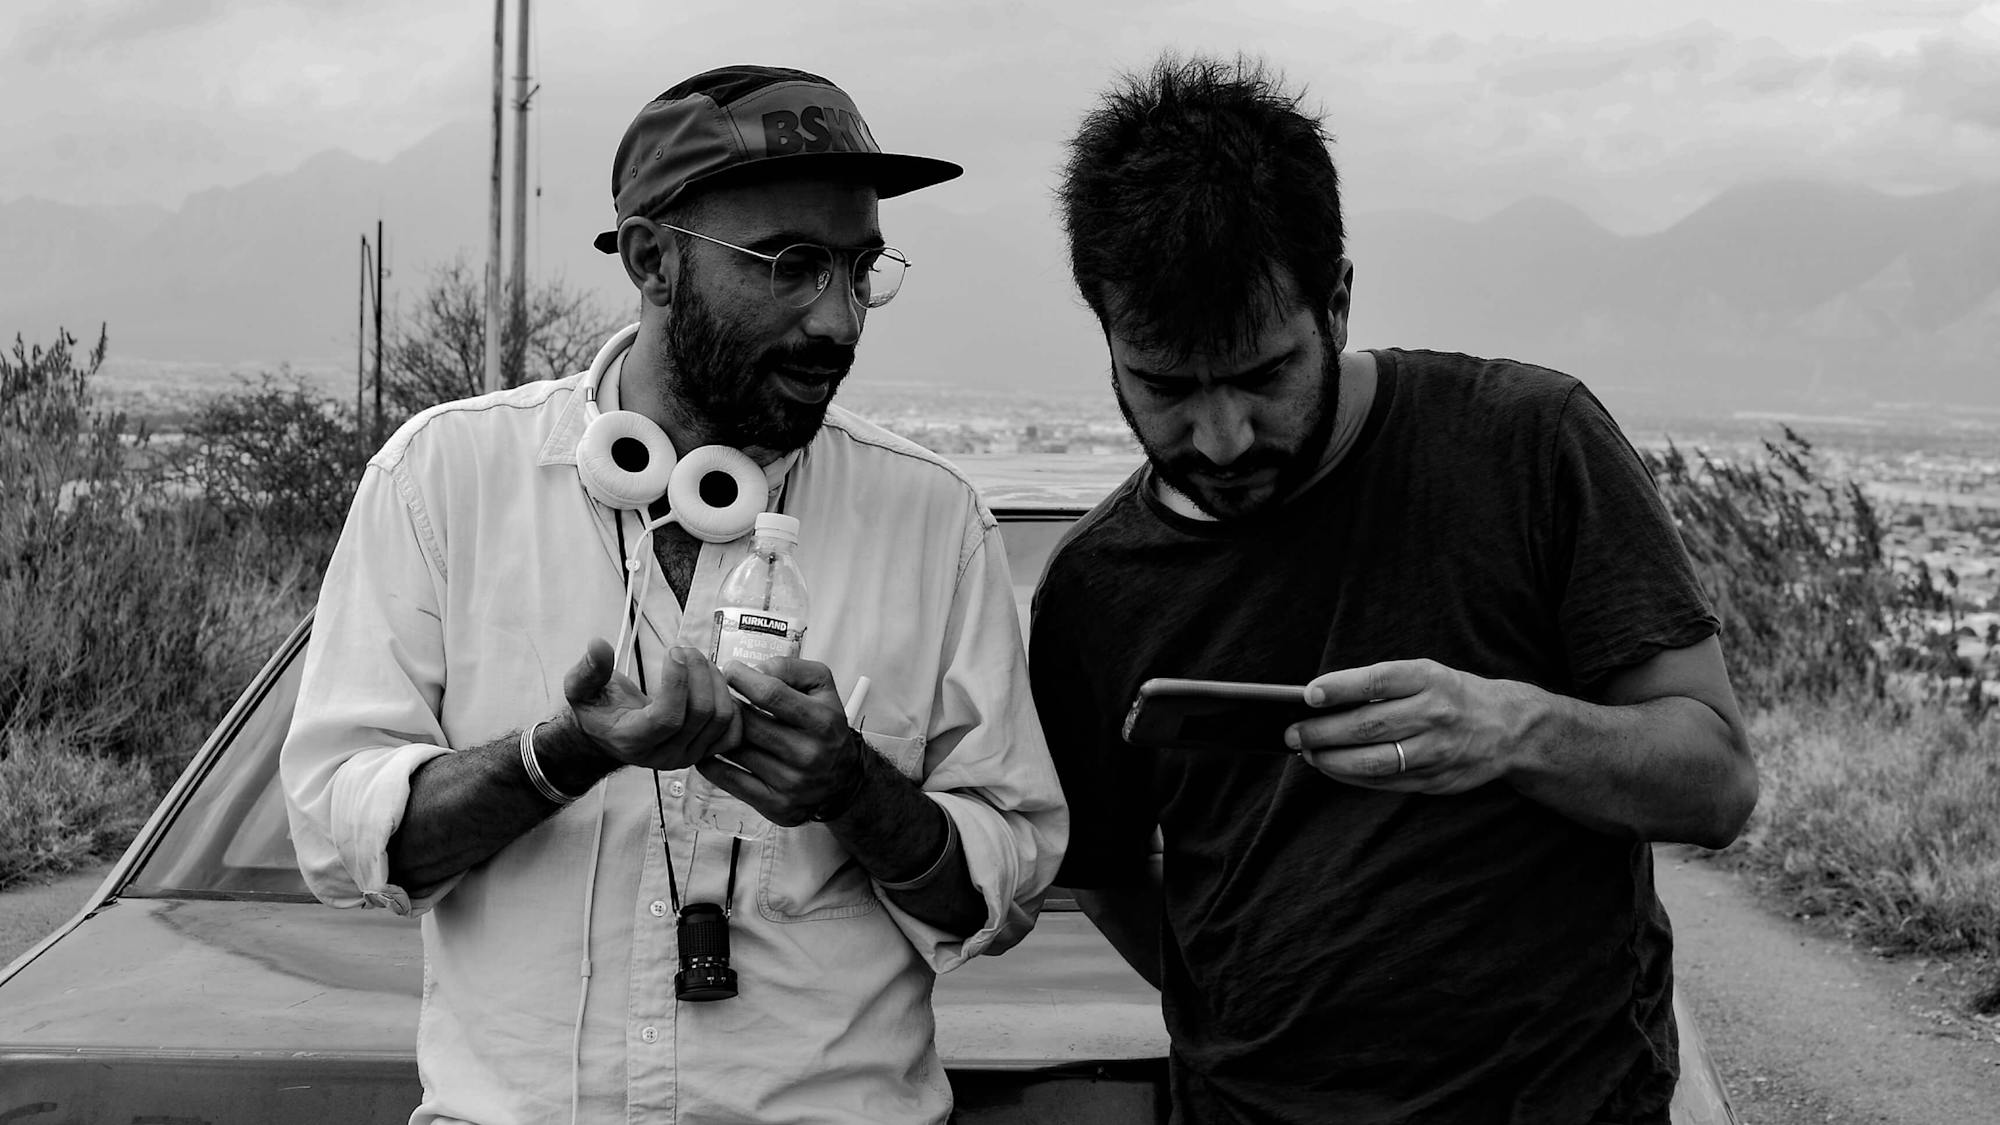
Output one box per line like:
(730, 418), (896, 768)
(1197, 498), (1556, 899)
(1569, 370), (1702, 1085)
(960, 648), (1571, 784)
(593, 151), (963, 254)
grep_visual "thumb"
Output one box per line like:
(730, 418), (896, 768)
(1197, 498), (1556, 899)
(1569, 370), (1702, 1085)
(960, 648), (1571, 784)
(564, 637), (617, 706)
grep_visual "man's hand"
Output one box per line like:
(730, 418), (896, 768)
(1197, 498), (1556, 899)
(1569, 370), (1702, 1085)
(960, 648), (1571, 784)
(706, 657), (864, 826)
(562, 638), (743, 772)
(1286, 641), (1756, 847)
(1286, 658), (1529, 794)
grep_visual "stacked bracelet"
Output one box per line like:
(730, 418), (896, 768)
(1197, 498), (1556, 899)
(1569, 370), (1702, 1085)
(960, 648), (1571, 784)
(876, 807), (961, 893)
(519, 719), (586, 806)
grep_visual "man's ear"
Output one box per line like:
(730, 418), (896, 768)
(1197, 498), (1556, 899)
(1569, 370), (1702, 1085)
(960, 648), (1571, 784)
(1326, 257), (1355, 353)
(618, 218), (678, 307)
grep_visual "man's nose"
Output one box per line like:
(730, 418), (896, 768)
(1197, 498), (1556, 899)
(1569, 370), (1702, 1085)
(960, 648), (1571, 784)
(799, 276), (863, 346)
(1190, 392), (1255, 467)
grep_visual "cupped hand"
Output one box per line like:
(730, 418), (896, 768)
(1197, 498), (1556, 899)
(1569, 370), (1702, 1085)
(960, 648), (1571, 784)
(562, 638), (742, 772)
(698, 657), (864, 827)
(1287, 658), (1531, 794)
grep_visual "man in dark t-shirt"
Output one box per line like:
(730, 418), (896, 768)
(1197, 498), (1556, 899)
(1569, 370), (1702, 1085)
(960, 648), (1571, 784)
(1034, 56), (1759, 1125)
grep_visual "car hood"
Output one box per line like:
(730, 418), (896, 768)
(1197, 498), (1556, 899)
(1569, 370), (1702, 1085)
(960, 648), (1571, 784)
(0, 895), (1164, 1065)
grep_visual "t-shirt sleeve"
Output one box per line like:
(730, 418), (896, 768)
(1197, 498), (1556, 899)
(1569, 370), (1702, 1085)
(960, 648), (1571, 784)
(1029, 554), (1156, 888)
(1546, 384), (1720, 689)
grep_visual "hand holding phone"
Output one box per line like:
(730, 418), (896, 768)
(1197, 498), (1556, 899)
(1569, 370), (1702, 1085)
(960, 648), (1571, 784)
(1121, 677), (1321, 753)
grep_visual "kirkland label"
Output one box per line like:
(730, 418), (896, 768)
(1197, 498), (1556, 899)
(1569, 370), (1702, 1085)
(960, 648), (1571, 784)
(712, 608), (806, 667)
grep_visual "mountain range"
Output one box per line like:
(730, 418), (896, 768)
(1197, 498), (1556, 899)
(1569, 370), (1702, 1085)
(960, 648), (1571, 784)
(4, 116), (1997, 412)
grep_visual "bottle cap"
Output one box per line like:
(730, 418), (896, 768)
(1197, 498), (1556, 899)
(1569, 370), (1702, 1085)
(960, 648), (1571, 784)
(753, 512), (801, 544)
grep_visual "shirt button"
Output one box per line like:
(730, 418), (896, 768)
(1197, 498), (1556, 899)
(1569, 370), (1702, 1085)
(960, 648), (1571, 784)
(669, 780), (686, 797)
(641, 1026), (659, 1044)
(650, 900), (668, 918)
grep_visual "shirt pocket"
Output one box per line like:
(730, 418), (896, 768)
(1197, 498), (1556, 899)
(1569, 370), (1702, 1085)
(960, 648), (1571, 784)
(754, 723), (928, 922)
(859, 727), (926, 782)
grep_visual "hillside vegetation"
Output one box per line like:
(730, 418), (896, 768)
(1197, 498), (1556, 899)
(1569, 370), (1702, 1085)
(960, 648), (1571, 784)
(1648, 436), (2000, 1003)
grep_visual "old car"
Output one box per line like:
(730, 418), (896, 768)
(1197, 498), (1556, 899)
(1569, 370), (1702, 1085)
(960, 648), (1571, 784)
(0, 470), (1736, 1123)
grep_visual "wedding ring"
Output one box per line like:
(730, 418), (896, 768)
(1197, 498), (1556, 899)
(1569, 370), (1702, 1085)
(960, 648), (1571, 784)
(1394, 740), (1407, 774)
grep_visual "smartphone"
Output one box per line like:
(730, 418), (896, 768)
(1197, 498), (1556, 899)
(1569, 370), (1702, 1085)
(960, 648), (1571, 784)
(1121, 677), (1319, 752)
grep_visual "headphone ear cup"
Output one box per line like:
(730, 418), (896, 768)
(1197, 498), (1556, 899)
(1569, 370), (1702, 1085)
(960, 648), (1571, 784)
(669, 445), (769, 542)
(576, 409), (677, 511)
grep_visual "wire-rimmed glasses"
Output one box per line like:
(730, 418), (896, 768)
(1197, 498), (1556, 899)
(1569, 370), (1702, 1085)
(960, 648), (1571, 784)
(656, 222), (909, 309)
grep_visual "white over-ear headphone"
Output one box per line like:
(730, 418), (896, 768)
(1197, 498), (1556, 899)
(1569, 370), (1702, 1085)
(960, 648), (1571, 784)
(576, 327), (769, 541)
(575, 326), (778, 674)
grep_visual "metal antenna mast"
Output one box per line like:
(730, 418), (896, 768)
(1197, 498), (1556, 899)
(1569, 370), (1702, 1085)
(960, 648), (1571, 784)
(483, 0), (504, 393)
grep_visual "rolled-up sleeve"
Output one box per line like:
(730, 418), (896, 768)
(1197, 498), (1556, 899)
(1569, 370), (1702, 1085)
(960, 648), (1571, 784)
(880, 516), (1068, 972)
(281, 459), (460, 916)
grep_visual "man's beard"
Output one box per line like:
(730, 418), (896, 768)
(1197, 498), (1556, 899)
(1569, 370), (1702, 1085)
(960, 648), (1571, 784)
(664, 282), (855, 453)
(1116, 344), (1340, 521)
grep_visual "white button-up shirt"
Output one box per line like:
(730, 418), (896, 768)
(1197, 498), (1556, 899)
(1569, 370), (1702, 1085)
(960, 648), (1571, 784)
(281, 340), (1067, 1125)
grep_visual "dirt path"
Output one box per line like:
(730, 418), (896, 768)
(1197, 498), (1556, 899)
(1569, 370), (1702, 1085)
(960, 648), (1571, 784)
(0, 862), (114, 968)
(1656, 846), (2000, 1124)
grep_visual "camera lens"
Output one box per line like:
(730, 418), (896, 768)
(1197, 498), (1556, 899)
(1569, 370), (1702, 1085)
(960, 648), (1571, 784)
(675, 901), (738, 1002)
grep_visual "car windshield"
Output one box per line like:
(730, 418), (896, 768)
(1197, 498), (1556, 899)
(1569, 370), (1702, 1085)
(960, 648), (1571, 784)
(124, 504), (1090, 900)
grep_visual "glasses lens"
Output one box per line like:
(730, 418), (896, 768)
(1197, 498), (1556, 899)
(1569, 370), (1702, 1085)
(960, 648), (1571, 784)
(770, 245), (836, 307)
(854, 248), (906, 309)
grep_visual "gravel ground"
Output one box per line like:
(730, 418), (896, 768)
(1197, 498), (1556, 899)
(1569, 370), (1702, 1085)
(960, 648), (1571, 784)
(1657, 846), (2000, 1124)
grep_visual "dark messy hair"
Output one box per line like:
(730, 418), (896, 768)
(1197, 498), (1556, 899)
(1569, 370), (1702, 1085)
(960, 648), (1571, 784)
(1058, 54), (1344, 362)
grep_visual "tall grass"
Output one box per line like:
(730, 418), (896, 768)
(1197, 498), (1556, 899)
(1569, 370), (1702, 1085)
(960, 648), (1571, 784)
(0, 328), (352, 887)
(1739, 703), (2000, 958)
(1649, 430), (2000, 994)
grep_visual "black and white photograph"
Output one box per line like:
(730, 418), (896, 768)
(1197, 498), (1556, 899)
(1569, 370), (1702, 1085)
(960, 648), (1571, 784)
(3, 2), (1999, 1123)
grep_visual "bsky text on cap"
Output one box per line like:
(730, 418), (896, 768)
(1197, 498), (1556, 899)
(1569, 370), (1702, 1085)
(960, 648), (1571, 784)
(593, 65), (963, 254)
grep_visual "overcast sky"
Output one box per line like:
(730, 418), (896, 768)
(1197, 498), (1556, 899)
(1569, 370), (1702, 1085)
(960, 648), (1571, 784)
(4, 0), (1998, 236)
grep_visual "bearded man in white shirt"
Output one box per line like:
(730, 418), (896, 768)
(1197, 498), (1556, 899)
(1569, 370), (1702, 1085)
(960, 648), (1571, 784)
(281, 64), (1067, 1125)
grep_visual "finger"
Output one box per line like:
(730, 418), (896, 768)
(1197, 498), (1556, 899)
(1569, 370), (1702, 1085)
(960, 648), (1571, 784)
(637, 647), (694, 728)
(1304, 660), (1430, 709)
(749, 657), (839, 697)
(694, 754), (802, 824)
(736, 703), (818, 767)
(683, 661), (743, 758)
(1301, 742), (1423, 786)
(723, 660), (837, 729)
(563, 638), (618, 706)
(678, 647), (716, 728)
(1285, 698), (1411, 753)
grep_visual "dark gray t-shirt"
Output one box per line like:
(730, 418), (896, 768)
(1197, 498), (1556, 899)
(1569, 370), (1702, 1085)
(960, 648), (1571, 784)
(1031, 349), (1718, 1125)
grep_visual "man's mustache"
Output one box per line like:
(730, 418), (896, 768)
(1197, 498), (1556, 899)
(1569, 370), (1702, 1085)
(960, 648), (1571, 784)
(757, 340), (857, 376)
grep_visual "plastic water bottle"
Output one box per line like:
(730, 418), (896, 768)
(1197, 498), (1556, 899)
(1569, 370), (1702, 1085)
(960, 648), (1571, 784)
(710, 512), (809, 668)
(688, 512), (809, 841)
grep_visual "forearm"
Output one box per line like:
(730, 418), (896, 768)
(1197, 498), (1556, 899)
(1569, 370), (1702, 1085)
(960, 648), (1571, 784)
(387, 712), (616, 893)
(1076, 868), (1164, 989)
(823, 742), (987, 936)
(1508, 689), (1756, 848)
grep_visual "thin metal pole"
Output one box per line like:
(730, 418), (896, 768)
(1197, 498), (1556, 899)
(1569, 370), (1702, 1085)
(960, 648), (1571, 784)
(374, 219), (385, 445)
(484, 0), (504, 394)
(510, 0), (531, 386)
(357, 233), (365, 455)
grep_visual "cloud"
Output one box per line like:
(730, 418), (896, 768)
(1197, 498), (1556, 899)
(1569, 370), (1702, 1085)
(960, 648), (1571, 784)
(5, 0), (224, 62)
(3, 0), (1997, 238)
(1833, 32), (2000, 128)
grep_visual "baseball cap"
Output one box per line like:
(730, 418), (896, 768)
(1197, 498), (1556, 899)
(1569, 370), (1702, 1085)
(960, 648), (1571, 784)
(593, 64), (963, 254)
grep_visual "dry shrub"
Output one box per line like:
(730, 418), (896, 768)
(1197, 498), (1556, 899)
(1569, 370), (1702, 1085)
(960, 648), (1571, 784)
(1737, 702), (2000, 957)
(0, 726), (155, 889)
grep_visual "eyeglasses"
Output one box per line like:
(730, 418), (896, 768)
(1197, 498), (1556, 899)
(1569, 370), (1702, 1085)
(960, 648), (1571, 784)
(656, 222), (909, 309)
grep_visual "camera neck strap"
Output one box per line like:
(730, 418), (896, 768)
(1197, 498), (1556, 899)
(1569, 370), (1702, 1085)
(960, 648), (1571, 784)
(649, 787), (744, 919)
